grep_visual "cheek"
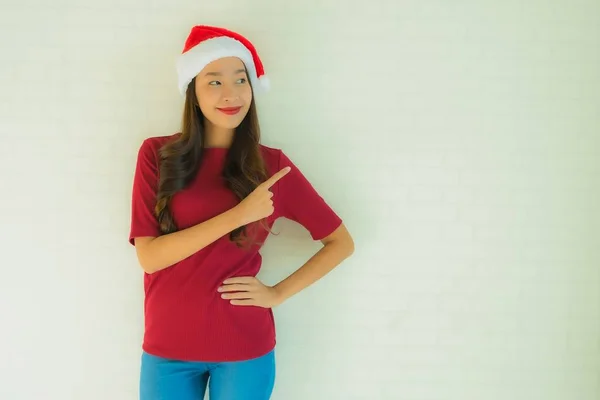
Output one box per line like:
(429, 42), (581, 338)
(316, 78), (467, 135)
(242, 86), (253, 103)
(197, 92), (218, 113)
(197, 102), (213, 119)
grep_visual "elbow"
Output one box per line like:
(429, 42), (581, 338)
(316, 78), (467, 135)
(141, 263), (157, 275)
(133, 237), (160, 274)
(137, 255), (157, 274)
(339, 231), (355, 258)
(320, 223), (355, 257)
(137, 250), (171, 274)
(327, 237), (355, 259)
(135, 247), (158, 274)
(345, 237), (355, 257)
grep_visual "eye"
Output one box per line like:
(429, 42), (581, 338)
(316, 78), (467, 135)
(208, 78), (247, 86)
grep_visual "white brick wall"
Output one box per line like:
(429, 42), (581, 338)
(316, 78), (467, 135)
(1, 1), (598, 399)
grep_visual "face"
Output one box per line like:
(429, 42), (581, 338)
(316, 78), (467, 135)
(195, 57), (253, 131)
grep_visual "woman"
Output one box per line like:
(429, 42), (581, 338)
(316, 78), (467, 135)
(129, 25), (355, 400)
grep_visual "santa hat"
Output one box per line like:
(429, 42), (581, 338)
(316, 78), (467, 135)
(176, 25), (270, 96)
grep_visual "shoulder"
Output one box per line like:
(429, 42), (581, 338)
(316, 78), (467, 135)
(141, 132), (181, 149)
(258, 143), (296, 161)
(258, 143), (285, 168)
(136, 132), (180, 161)
(258, 143), (299, 173)
(134, 133), (180, 174)
(258, 143), (303, 174)
(258, 143), (282, 157)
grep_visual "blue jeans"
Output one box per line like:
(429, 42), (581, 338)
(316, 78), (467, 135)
(139, 349), (276, 400)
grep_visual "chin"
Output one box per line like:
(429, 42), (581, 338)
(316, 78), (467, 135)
(220, 114), (247, 127)
(222, 122), (242, 130)
(218, 116), (244, 128)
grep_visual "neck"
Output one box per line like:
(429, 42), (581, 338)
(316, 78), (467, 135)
(203, 118), (234, 148)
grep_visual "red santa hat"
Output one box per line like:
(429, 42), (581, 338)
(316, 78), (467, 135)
(176, 25), (270, 96)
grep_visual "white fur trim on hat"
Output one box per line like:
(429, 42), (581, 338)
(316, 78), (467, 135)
(176, 36), (269, 96)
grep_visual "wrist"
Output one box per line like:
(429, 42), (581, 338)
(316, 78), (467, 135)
(226, 206), (246, 228)
(272, 284), (289, 306)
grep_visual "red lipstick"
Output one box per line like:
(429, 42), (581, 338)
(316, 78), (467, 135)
(217, 107), (242, 115)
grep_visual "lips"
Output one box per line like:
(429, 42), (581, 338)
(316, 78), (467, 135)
(217, 106), (242, 115)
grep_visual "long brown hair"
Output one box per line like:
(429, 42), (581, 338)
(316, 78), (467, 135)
(154, 74), (274, 249)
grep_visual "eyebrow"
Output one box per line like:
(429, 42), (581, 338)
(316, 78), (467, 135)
(204, 69), (247, 77)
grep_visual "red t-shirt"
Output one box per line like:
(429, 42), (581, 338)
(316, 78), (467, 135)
(128, 133), (343, 362)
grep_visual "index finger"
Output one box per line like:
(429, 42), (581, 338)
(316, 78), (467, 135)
(262, 166), (291, 189)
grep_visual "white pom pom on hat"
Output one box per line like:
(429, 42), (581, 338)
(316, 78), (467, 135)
(176, 25), (270, 96)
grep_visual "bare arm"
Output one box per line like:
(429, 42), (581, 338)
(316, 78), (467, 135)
(273, 223), (354, 303)
(133, 166), (291, 274)
(134, 208), (243, 274)
(218, 223), (354, 308)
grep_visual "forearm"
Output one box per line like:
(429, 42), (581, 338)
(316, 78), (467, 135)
(139, 208), (243, 274)
(273, 240), (354, 303)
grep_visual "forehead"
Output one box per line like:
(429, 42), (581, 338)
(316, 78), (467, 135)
(199, 57), (247, 77)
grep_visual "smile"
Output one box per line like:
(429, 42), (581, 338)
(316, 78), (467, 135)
(217, 107), (242, 115)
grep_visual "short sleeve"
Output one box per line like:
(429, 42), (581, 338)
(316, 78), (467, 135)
(128, 139), (162, 245)
(275, 150), (343, 240)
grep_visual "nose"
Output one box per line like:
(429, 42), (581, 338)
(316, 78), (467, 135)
(221, 84), (240, 101)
